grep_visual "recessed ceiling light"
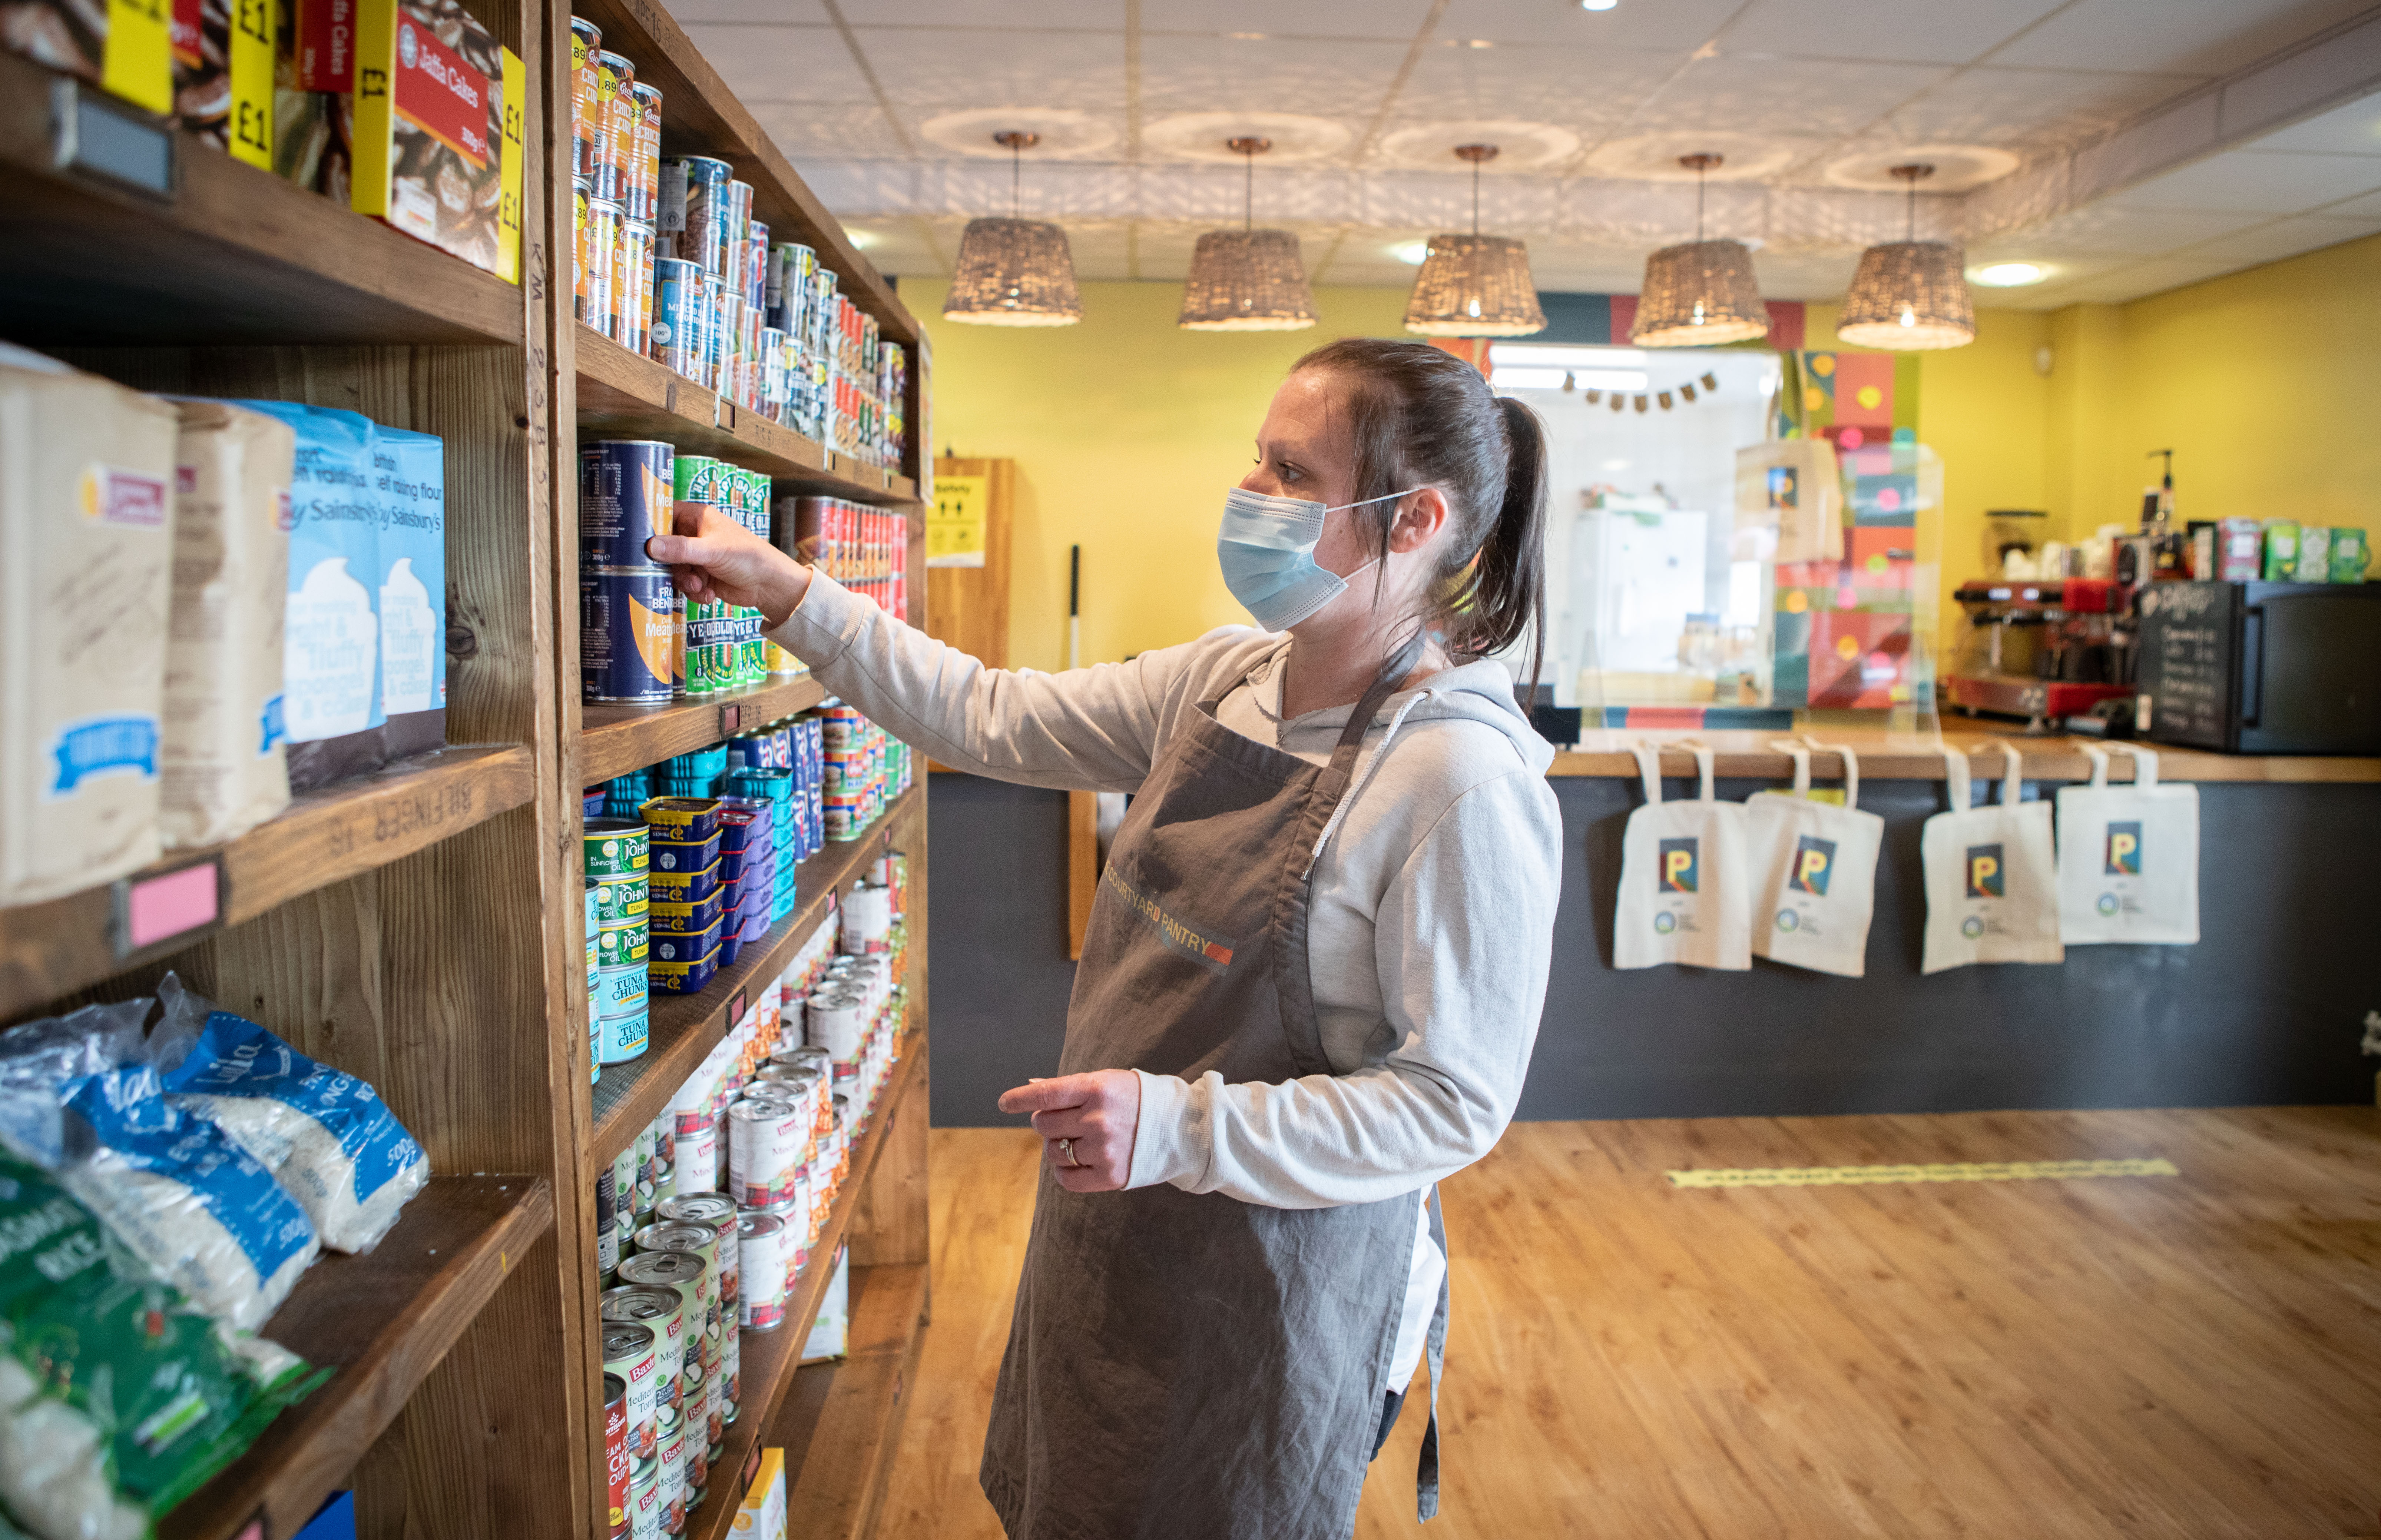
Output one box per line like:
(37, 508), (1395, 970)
(1392, 241), (1430, 266)
(1971, 261), (2045, 287)
(847, 228), (880, 250)
(1461, 37), (1495, 48)
(1580, 0), (1618, 10)
(1225, 31), (1266, 39)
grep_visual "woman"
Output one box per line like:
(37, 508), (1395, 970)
(649, 338), (1563, 1539)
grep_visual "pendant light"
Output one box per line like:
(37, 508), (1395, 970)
(1837, 163), (1974, 350)
(1403, 145), (1546, 338)
(1630, 154), (1769, 348)
(943, 131), (1083, 327)
(1179, 137), (1317, 331)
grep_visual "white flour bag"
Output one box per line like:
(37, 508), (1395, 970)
(1744, 739), (1884, 977)
(2057, 743), (2200, 945)
(1615, 742), (1751, 970)
(1921, 742), (2063, 973)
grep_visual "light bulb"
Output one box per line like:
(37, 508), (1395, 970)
(1971, 262), (2045, 287)
(1899, 305), (1916, 327)
(1579, 0), (1618, 9)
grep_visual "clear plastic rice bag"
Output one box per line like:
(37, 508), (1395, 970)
(0, 1003), (149, 1170)
(0, 1154), (321, 1540)
(59, 1066), (319, 1335)
(150, 976), (428, 1255)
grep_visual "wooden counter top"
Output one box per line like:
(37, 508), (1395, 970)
(1549, 726), (2381, 783)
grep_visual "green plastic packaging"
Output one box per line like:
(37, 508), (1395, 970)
(0, 1155), (324, 1540)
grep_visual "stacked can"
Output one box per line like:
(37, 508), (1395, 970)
(600, 1319), (662, 1531)
(647, 797), (726, 996)
(655, 1191), (741, 1440)
(654, 743), (728, 799)
(670, 455), (727, 698)
(604, 767), (653, 820)
(616, 1246), (709, 1515)
(599, 1282), (685, 1527)
(587, 820), (652, 1063)
(585, 881), (603, 1085)
(580, 440), (678, 704)
(714, 796), (776, 959)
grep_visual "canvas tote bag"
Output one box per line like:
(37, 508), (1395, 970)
(1614, 741), (1751, 970)
(2057, 743), (2200, 945)
(1920, 741), (2064, 973)
(1743, 737), (1884, 977)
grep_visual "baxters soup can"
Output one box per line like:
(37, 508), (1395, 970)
(602, 1321), (661, 1460)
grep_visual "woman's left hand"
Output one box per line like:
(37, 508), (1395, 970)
(998, 1071), (1140, 1192)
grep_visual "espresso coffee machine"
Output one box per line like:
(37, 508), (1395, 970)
(1944, 576), (2137, 730)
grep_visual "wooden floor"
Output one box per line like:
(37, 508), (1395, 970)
(875, 1109), (2381, 1539)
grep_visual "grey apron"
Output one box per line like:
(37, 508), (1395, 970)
(981, 645), (1448, 1540)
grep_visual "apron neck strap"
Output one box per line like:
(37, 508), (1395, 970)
(1940, 746), (1972, 812)
(1324, 633), (1427, 776)
(1993, 740), (2024, 804)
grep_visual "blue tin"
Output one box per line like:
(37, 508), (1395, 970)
(648, 857), (722, 906)
(649, 829), (723, 873)
(715, 928), (745, 971)
(650, 890), (725, 936)
(640, 798), (723, 844)
(652, 257), (708, 381)
(579, 441), (675, 570)
(595, 961), (650, 1021)
(597, 1004), (650, 1063)
(580, 566), (678, 706)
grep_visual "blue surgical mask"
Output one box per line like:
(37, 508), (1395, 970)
(1217, 485), (1417, 632)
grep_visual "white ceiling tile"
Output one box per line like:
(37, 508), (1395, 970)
(852, 27), (1128, 109)
(2172, 213), (2381, 262)
(1141, 0), (1434, 42)
(837, 0), (1123, 26)
(1395, 45), (1676, 133)
(661, 0), (827, 24)
(1629, 56), (1955, 139)
(2315, 186), (2381, 216)
(1986, 202), (2267, 254)
(2242, 89), (2381, 153)
(1878, 66), (2202, 152)
(683, 25), (872, 104)
(1982, 0), (2374, 77)
(2110, 148), (2381, 212)
(2048, 254), (2256, 301)
(1436, 0), (1743, 50)
(756, 102), (912, 161)
(1139, 34), (1417, 118)
(1724, 0), (2066, 66)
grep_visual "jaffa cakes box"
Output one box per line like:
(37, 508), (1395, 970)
(350, 0), (520, 281)
(0, 0), (171, 116)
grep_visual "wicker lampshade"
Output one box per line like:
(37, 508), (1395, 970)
(1179, 229), (1317, 331)
(1836, 240), (1974, 349)
(942, 216), (1083, 327)
(1404, 235), (1546, 337)
(1630, 239), (1770, 347)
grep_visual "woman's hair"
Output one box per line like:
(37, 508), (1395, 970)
(1290, 338), (1548, 691)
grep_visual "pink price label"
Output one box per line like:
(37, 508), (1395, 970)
(120, 860), (222, 952)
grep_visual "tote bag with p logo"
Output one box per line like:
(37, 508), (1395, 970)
(2056, 743), (2200, 945)
(1744, 738), (1884, 977)
(1921, 741), (2063, 973)
(1614, 741), (1751, 971)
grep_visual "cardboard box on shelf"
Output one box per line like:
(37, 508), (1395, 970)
(348, 0), (517, 280)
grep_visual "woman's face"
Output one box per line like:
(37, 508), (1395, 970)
(1243, 369), (1379, 582)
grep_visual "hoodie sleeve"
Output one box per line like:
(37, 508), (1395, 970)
(1123, 765), (1562, 1208)
(769, 570), (1222, 794)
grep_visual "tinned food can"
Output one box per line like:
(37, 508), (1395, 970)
(728, 1097), (805, 1209)
(592, 51), (635, 202)
(590, 870), (650, 926)
(573, 176), (592, 322)
(652, 258), (707, 381)
(628, 1467), (663, 1540)
(600, 1285), (688, 1413)
(660, 155), (733, 276)
(629, 82), (663, 225)
(570, 17), (602, 179)
(614, 219), (655, 356)
(603, 1320), (662, 1460)
(736, 1211), (789, 1330)
(580, 439), (675, 570)
(585, 818), (649, 879)
(654, 1416), (688, 1534)
(655, 1191), (739, 1311)
(603, 1371), (632, 1532)
(581, 566), (678, 706)
(619, 1248), (712, 1378)
(597, 999), (650, 1063)
(583, 196), (624, 338)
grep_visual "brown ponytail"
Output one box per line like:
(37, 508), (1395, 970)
(1289, 338), (1550, 694)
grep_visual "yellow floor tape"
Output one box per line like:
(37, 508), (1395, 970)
(1666, 1157), (2180, 1189)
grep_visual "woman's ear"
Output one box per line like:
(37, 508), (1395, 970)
(1388, 487), (1451, 554)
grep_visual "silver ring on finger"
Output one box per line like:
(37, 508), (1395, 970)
(1058, 1137), (1080, 1168)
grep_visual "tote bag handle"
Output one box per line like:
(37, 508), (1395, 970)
(2110, 742), (2160, 786)
(1940, 745), (1972, 812)
(1632, 740), (1719, 803)
(1795, 734), (1861, 810)
(1768, 740), (1812, 796)
(2080, 742), (2110, 787)
(1990, 740), (2025, 804)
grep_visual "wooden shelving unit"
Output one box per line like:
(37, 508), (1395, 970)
(0, 0), (932, 1529)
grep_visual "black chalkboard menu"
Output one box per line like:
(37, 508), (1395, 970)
(2136, 581), (2237, 750)
(2137, 580), (2381, 754)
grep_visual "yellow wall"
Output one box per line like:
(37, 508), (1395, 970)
(910, 235), (2381, 671)
(912, 278), (1410, 671)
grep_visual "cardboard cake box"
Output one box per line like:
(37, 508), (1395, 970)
(349, 0), (520, 281)
(0, 0), (172, 115)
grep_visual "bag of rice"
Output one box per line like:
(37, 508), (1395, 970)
(59, 1066), (318, 1335)
(0, 1003), (149, 1170)
(151, 975), (428, 1254)
(0, 1154), (322, 1540)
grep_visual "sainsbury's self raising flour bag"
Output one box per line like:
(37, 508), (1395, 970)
(2057, 743), (2199, 946)
(1614, 741), (1751, 971)
(1921, 741), (2063, 973)
(0, 345), (179, 907)
(1744, 738), (1884, 977)
(160, 400), (295, 850)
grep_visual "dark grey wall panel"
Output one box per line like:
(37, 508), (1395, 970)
(927, 773), (2381, 1127)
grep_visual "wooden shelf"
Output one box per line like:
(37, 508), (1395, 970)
(1546, 726), (2381, 783)
(576, 330), (919, 505)
(582, 676), (831, 787)
(560, 0), (918, 351)
(766, 1262), (931, 1540)
(160, 1174), (556, 1540)
(682, 1039), (928, 1540)
(0, 744), (536, 1022)
(0, 54), (526, 346)
(591, 786), (920, 1165)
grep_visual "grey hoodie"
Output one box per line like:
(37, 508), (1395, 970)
(769, 573), (1563, 1211)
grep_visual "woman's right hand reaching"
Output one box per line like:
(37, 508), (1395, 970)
(645, 502), (813, 626)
